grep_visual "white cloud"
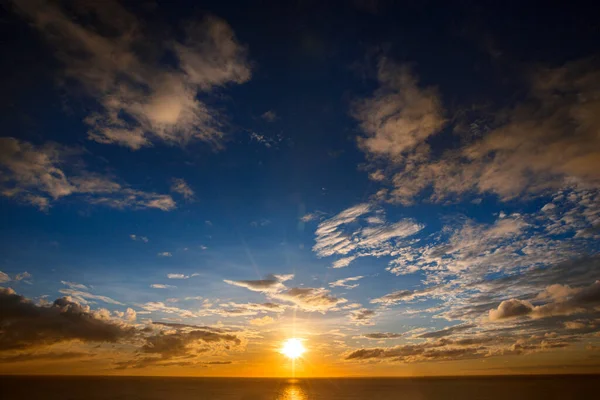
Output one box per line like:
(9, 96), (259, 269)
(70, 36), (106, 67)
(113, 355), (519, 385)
(329, 275), (364, 289)
(58, 288), (124, 305)
(138, 301), (196, 318)
(167, 274), (189, 279)
(355, 58), (600, 204)
(332, 256), (357, 269)
(130, 234), (149, 243)
(157, 252), (172, 257)
(12, 1), (251, 149)
(150, 284), (177, 289)
(312, 203), (423, 268)
(352, 59), (446, 159)
(0, 271), (10, 283)
(61, 281), (88, 290)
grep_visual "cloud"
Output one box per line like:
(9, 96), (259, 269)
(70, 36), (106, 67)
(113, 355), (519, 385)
(58, 288), (124, 305)
(362, 332), (404, 339)
(138, 302), (196, 318)
(224, 274), (292, 293)
(356, 58), (600, 204)
(489, 281), (600, 321)
(261, 110), (277, 122)
(60, 281), (88, 290)
(272, 287), (347, 313)
(0, 287), (135, 350)
(350, 308), (376, 325)
(170, 178), (195, 201)
(352, 58), (446, 160)
(225, 274), (345, 313)
(130, 234), (149, 243)
(0, 271), (32, 284)
(332, 256), (357, 269)
(12, 1), (251, 149)
(150, 284), (176, 289)
(312, 203), (424, 268)
(370, 285), (445, 306)
(418, 324), (476, 339)
(329, 275), (364, 289)
(167, 274), (189, 280)
(157, 252), (172, 257)
(115, 323), (242, 369)
(14, 272), (31, 282)
(0, 351), (89, 363)
(249, 316), (275, 326)
(0, 137), (176, 211)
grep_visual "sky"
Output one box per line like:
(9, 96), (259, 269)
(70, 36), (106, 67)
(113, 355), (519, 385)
(1, 0), (600, 377)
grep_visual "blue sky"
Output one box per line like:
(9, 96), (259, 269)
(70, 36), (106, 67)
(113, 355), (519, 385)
(1, 0), (600, 376)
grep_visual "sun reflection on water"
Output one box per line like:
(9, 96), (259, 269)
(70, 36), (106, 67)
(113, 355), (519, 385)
(278, 380), (308, 400)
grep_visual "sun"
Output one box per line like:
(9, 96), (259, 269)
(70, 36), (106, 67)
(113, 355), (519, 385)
(280, 338), (306, 359)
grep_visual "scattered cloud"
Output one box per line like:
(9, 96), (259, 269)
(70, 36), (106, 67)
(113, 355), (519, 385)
(167, 274), (189, 280)
(0, 138), (176, 211)
(350, 308), (376, 325)
(329, 275), (364, 289)
(249, 316), (275, 326)
(224, 274), (292, 294)
(170, 178), (195, 201)
(261, 110), (277, 122)
(157, 252), (172, 257)
(362, 332), (404, 339)
(60, 281), (88, 290)
(312, 203), (423, 269)
(355, 57), (600, 204)
(150, 284), (177, 289)
(130, 234), (149, 243)
(58, 288), (124, 306)
(12, 1), (251, 150)
(225, 274), (346, 313)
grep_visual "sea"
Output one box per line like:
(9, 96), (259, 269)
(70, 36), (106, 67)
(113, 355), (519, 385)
(0, 375), (597, 399)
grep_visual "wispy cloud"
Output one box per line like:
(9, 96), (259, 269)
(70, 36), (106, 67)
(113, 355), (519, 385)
(150, 284), (177, 289)
(157, 252), (173, 257)
(0, 138), (176, 211)
(130, 234), (149, 243)
(329, 275), (364, 289)
(261, 110), (277, 122)
(170, 178), (195, 201)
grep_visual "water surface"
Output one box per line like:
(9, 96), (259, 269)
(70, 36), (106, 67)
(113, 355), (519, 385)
(1, 375), (597, 399)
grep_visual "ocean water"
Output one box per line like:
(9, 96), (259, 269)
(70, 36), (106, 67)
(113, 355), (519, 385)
(0, 375), (597, 399)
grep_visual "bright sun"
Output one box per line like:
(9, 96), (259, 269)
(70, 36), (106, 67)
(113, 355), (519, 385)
(281, 338), (306, 359)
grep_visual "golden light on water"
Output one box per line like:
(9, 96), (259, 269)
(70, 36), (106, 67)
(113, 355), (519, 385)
(280, 338), (306, 360)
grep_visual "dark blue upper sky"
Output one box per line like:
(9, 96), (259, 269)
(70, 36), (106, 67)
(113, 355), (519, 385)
(1, 0), (599, 376)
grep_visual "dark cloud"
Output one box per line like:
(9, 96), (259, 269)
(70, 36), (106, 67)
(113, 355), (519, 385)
(224, 274), (292, 293)
(363, 332), (404, 339)
(350, 309), (376, 325)
(418, 324), (476, 339)
(0, 287), (135, 351)
(0, 351), (89, 363)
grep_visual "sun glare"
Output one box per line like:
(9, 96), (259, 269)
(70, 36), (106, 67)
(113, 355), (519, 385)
(281, 338), (306, 360)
